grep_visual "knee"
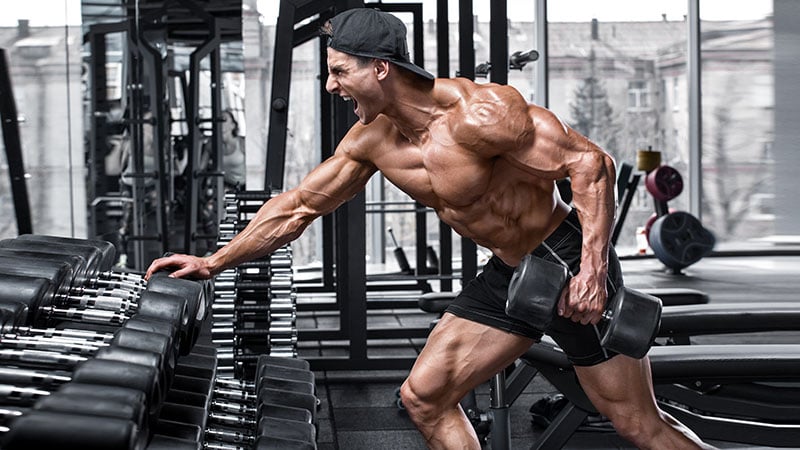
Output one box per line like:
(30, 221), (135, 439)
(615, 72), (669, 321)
(605, 407), (657, 444)
(399, 378), (444, 424)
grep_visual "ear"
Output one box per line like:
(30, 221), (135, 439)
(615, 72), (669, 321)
(374, 59), (390, 81)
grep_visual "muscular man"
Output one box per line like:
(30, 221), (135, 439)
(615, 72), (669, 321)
(147, 8), (713, 450)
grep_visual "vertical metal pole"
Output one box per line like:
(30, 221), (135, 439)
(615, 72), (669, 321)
(688, 0), (702, 218)
(437, 0), (453, 291)
(458, 0), (478, 283)
(334, 0), (366, 364)
(0, 49), (33, 235)
(489, 370), (510, 450)
(411, 4), (428, 279)
(535, 0), (549, 107)
(265, 0), (296, 191)
(319, 33), (336, 289)
(489, 1), (508, 85)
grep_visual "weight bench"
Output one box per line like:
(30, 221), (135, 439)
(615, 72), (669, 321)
(488, 302), (800, 449)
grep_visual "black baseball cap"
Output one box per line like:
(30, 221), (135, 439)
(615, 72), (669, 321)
(327, 8), (435, 81)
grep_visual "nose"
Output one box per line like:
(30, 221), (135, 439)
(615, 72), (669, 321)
(325, 75), (338, 94)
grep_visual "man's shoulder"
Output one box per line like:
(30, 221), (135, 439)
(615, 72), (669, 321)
(339, 117), (398, 158)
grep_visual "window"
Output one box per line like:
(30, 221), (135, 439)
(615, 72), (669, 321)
(627, 80), (651, 111)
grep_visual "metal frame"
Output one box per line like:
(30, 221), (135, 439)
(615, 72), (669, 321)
(0, 48), (33, 235)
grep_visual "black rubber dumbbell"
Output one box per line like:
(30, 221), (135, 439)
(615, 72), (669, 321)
(0, 272), (192, 354)
(0, 409), (141, 450)
(506, 254), (662, 359)
(0, 383), (149, 448)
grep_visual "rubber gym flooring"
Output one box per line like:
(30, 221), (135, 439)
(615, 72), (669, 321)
(301, 254), (800, 449)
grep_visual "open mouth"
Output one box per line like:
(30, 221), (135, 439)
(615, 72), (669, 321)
(343, 95), (358, 114)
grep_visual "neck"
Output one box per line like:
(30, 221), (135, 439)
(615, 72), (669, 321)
(381, 75), (438, 144)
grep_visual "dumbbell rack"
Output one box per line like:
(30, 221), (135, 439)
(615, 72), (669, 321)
(0, 234), (318, 449)
(212, 191), (299, 379)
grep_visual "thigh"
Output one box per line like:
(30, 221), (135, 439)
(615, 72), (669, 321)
(406, 313), (535, 404)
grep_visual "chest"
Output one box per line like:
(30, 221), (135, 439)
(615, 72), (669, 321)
(378, 131), (498, 209)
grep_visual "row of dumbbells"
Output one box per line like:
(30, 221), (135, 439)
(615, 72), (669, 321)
(0, 234), (210, 448)
(150, 353), (319, 450)
(213, 191), (298, 378)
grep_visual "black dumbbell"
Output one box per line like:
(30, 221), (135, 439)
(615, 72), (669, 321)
(0, 326), (174, 388)
(0, 383), (149, 447)
(5, 234), (152, 290)
(0, 357), (159, 414)
(0, 242), (207, 347)
(506, 254), (662, 359)
(0, 272), (192, 354)
(0, 341), (165, 408)
(0, 409), (142, 450)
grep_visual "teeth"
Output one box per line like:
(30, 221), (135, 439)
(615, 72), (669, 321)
(342, 96), (352, 102)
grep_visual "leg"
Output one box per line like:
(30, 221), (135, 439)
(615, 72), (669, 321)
(574, 355), (717, 450)
(400, 313), (534, 450)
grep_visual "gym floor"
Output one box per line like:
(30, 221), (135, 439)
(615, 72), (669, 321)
(303, 254), (800, 450)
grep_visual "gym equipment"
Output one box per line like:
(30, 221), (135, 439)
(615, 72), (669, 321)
(645, 165), (683, 202)
(649, 211), (716, 271)
(506, 254), (662, 358)
(1, 409), (142, 450)
(387, 227), (412, 275)
(0, 383), (149, 448)
(213, 191), (299, 377)
(0, 272), (189, 352)
(483, 301), (800, 450)
(636, 148), (662, 172)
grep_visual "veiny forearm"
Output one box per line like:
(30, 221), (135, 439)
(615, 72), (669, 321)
(205, 190), (315, 275)
(570, 150), (617, 276)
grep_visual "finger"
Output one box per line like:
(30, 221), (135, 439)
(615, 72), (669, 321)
(144, 258), (168, 280)
(557, 287), (569, 317)
(169, 265), (196, 279)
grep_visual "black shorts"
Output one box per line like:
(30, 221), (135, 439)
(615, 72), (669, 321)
(445, 209), (624, 366)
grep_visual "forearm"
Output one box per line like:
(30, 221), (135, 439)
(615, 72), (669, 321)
(571, 152), (616, 277)
(205, 191), (313, 275)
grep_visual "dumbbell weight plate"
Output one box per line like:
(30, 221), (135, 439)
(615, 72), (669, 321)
(505, 254), (569, 332)
(645, 165), (684, 202)
(649, 211), (716, 270)
(599, 287), (662, 359)
(257, 416), (316, 445)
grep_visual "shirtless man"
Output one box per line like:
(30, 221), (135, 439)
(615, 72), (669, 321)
(147, 8), (712, 450)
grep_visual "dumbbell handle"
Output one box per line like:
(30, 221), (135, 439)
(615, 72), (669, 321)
(67, 294), (138, 313)
(208, 411), (255, 428)
(214, 377), (253, 391)
(43, 306), (128, 325)
(210, 399), (255, 416)
(0, 348), (87, 369)
(0, 384), (51, 404)
(203, 442), (246, 450)
(0, 408), (24, 424)
(14, 327), (112, 343)
(4, 333), (109, 348)
(204, 427), (254, 445)
(0, 366), (71, 386)
(70, 285), (138, 301)
(213, 387), (257, 403)
(0, 337), (99, 356)
(96, 270), (146, 285)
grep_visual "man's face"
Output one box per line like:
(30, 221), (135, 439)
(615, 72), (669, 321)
(325, 47), (384, 124)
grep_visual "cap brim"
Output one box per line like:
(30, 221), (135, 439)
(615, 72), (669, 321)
(392, 60), (435, 80)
